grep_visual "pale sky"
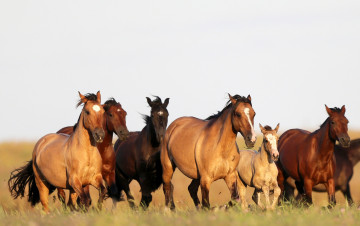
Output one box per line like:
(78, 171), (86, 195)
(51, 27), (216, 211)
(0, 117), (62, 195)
(0, 1), (359, 141)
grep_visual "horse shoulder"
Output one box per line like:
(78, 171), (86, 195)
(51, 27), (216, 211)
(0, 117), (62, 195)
(237, 150), (256, 186)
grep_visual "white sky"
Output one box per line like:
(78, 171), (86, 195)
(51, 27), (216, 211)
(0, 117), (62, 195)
(0, 1), (359, 141)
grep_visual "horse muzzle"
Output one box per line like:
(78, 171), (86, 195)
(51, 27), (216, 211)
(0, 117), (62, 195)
(116, 126), (129, 141)
(271, 150), (279, 162)
(92, 128), (105, 143)
(338, 134), (350, 148)
(244, 135), (256, 148)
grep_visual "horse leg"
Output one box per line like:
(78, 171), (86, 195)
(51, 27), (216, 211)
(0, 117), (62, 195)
(252, 189), (264, 209)
(341, 183), (354, 206)
(91, 173), (106, 210)
(295, 180), (305, 203)
(69, 176), (90, 210)
(67, 190), (78, 211)
(104, 169), (119, 200)
(139, 176), (153, 210)
(115, 170), (135, 209)
(276, 165), (288, 204)
(263, 186), (271, 210)
(303, 178), (313, 207)
(57, 188), (66, 207)
(200, 177), (211, 210)
(188, 179), (200, 209)
(161, 150), (176, 210)
(34, 174), (50, 213)
(325, 178), (336, 208)
(271, 185), (281, 209)
(224, 172), (240, 207)
(283, 180), (295, 201)
(237, 176), (248, 211)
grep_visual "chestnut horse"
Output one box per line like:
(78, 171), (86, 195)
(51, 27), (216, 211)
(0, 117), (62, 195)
(56, 97), (129, 208)
(8, 91), (106, 212)
(276, 105), (350, 207)
(113, 96), (169, 209)
(161, 94), (256, 210)
(284, 138), (360, 205)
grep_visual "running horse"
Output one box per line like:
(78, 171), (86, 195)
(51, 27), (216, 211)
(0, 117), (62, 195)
(284, 138), (360, 205)
(161, 94), (256, 210)
(112, 96), (169, 209)
(56, 97), (129, 208)
(8, 91), (106, 212)
(276, 105), (350, 207)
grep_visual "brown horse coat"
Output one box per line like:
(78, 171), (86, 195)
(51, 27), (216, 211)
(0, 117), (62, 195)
(161, 94), (256, 209)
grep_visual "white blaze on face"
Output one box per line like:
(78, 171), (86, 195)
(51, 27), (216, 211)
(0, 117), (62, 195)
(158, 111), (164, 116)
(117, 109), (121, 112)
(265, 134), (277, 151)
(244, 108), (256, 142)
(92, 105), (101, 112)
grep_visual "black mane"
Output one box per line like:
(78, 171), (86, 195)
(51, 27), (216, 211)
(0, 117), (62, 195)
(76, 93), (98, 107)
(205, 95), (251, 121)
(104, 98), (118, 111)
(150, 96), (163, 106)
(264, 125), (273, 131)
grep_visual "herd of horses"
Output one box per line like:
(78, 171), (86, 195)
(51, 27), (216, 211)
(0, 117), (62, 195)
(7, 91), (360, 213)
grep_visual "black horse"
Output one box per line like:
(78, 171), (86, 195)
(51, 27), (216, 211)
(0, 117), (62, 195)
(112, 96), (169, 209)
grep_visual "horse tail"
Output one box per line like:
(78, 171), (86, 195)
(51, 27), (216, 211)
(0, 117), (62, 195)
(8, 160), (40, 206)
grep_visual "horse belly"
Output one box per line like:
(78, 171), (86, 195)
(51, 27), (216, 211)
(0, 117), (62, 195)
(34, 136), (68, 188)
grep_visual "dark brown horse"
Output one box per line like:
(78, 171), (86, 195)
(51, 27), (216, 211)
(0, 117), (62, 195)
(56, 97), (129, 208)
(113, 96), (169, 209)
(161, 94), (256, 210)
(284, 138), (360, 205)
(277, 105), (350, 207)
(8, 91), (106, 212)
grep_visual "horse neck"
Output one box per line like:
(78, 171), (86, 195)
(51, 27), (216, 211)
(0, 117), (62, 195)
(69, 113), (96, 151)
(145, 120), (160, 149)
(96, 125), (113, 155)
(347, 140), (360, 166)
(314, 120), (335, 158)
(259, 142), (272, 164)
(209, 107), (237, 151)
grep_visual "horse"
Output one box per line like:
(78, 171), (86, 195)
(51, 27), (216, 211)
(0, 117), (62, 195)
(276, 105), (350, 207)
(112, 96), (169, 209)
(284, 138), (360, 205)
(56, 97), (129, 208)
(8, 91), (107, 212)
(237, 124), (280, 210)
(161, 94), (256, 210)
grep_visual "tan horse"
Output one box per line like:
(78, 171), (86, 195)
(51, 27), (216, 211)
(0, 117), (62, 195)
(237, 124), (280, 210)
(8, 91), (106, 212)
(161, 94), (256, 210)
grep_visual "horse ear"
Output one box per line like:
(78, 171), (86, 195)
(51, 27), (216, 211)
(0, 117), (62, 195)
(325, 105), (332, 116)
(341, 105), (346, 115)
(247, 94), (252, 102)
(259, 123), (266, 134)
(163, 98), (170, 108)
(275, 123), (280, 133)
(228, 93), (236, 104)
(146, 97), (153, 107)
(78, 91), (87, 104)
(96, 91), (101, 103)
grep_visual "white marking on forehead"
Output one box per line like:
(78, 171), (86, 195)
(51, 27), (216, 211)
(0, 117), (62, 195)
(265, 134), (277, 150)
(92, 105), (101, 112)
(117, 109), (121, 112)
(244, 108), (256, 142)
(158, 111), (164, 116)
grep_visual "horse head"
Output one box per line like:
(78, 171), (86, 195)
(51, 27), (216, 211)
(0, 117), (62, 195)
(103, 98), (129, 140)
(229, 94), (256, 148)
(260, 123), (280, 161)
(325, 105), (350, 148)
(146, 96), (170, 145)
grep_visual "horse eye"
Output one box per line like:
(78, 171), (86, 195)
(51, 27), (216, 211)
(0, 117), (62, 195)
(331, 121), (335, 125)
(85, 110), (90, 115)
(235, 112), (241, 117)
(109, 113), (113, 117)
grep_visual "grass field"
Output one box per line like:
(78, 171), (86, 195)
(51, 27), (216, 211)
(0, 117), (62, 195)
(1, 131), (360, 225)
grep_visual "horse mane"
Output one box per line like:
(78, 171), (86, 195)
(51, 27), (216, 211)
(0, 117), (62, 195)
(142, 114), (151, 126)
(263, 125), (273, 131)
(150, 96), (163, 106)
(76, 93), (98, 107)
(205, 95), (252, 121)
(103, 98), (118, 111)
